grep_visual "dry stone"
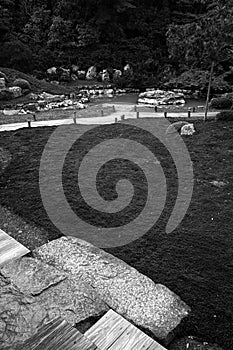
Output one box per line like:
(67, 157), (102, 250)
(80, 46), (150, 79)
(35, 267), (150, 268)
(0, 257), (108, 349)
(86, 66), (97, 80)
(180, 123), (195, 136)
(8, 86), (22, 98)
(33, 236), (190, 340)
(166, 121), (190, 135)
(1, 257), (67, 295)
(0, 77), (6, 89)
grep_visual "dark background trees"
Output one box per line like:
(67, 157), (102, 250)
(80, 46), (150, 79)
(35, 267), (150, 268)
(0, 0), (232, 89)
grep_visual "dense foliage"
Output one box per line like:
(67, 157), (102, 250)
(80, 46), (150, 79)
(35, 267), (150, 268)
(0, 0), (232, 88)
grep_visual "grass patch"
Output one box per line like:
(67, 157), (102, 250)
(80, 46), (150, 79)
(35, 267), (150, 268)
(0, 119), (233, 348)
(0, 103), (114, 125)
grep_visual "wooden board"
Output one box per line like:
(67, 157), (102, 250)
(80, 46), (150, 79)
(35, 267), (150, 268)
(19, 318), (98, 350)
(85, 310), (166, 350)
(0, 228), (30, 266)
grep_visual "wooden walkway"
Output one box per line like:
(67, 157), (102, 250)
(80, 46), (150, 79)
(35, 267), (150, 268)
(18, 318), (98, 350)
(0, 228), (29, 266)
(19, 310), (166, 350)
(85, 309), (166, 350)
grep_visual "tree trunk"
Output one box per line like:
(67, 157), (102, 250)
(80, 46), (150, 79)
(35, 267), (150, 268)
(204, 61), (214, 121)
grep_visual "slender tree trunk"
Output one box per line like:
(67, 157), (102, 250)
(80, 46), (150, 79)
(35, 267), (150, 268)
(204, 61), (214, 121)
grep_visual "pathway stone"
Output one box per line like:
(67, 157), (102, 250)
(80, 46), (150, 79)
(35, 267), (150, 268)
(33, 236), (190, 341)
(0, 257), (108, 349)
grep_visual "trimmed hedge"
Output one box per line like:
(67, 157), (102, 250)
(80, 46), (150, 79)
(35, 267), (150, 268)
(210, 97), (232, 110)
(13, 78), (31, 90)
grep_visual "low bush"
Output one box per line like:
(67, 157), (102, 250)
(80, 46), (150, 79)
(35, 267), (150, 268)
(210, 97), (232, 110)
(13, 78), (31, 90)
(0, 89), (14, 101)
(215, 111), (233, 121)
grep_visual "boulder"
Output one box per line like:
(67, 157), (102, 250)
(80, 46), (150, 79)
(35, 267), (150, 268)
(166, 121), (190, 135)
(138, 89), (185, 106)
(33, 236), (190, 341)
(47, 67), (57, 75)
(180, 123), (195, 136)
(22, 103), (37, 112)
(12, 78), (31, 90)
(77, 70), (86, 79)
(123, 63), (133, 75)
(86, 66), (97, 80)
(71, 64), (79, 74)
(100, 69), (110, 82)
(113, 69), (122, 79)
(58, 67), (70, 82)
(0, 77), (6, 89)
(0, 257), (108, 349)
(8, 86), (22, 98)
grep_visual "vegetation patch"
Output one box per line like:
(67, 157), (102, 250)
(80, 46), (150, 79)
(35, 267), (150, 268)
(215, 111), (233, 122)
(0, 119), (233, 348)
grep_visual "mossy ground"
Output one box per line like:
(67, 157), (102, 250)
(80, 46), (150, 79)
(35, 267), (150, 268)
(0, 119), (232, 349)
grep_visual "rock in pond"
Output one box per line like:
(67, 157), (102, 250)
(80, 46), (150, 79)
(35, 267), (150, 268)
(138, 89), (185, 106)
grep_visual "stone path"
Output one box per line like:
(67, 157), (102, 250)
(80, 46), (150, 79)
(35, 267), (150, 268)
(0, 104), (217, 132)
(0, 235), (190, 349)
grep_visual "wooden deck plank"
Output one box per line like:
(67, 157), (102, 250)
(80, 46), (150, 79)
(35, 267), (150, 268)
(0, 228), (29, 266)
(85, 310), (130, 349)
(85, 310), (166, 350)
(20, 318), (98, 350)
(108, 325), (158, 350)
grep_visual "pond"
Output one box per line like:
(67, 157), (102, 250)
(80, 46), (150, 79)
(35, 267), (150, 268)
(90, 93), (207, 112)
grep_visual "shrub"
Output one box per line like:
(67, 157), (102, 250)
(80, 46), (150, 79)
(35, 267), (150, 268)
(13, 78), (31, 90)
(0, 40), (34, 73)
(210, 97), (232, 110)
(0, 89), (14, 101)
(215, 111), (233, 121)
(223, 92), (233, 102)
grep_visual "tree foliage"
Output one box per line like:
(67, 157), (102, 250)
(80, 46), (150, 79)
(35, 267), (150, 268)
(0, 0), (232, 88)
(166, 0), (233, 70)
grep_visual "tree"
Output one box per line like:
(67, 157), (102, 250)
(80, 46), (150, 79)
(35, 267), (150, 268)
(166, 0), (233, 70)
(0, 0), (14, 41)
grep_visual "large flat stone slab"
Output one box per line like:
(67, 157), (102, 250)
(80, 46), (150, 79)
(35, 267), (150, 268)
(0, 257), (108, 349)
(33, 236), (190, 340)
(1, 257), (67, 295)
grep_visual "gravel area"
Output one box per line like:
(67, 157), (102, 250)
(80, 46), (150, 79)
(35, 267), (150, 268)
(0, 103), (114, 125)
